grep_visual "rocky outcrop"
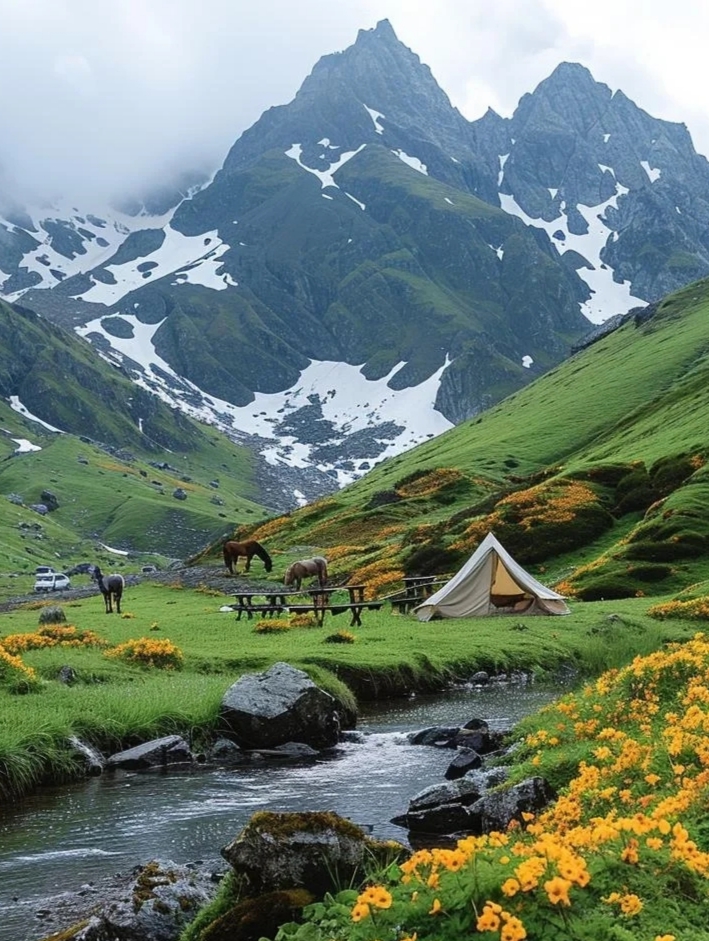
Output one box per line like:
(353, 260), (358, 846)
(219, 662), (341, 749)
(221, 811), (397, 898)
(393, 768), (554, 836)
(73, 860), (221, 941)
(105, 735), (193, 771)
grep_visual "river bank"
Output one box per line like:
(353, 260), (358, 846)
(2, 682), (562, 941)
(0, 581), (696, 803)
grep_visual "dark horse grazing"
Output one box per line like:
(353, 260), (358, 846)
(223, 539), (273, 575)
(284, 557), (328, 590)
(93, 566), (125, 614)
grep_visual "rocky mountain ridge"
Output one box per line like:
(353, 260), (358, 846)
(2, 21), (709, 503)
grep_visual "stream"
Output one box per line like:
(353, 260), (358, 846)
(0, 681), (564, 941)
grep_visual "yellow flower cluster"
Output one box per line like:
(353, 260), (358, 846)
(2, 625), (105, 654)
(475, 899), (527, 939)
(336, 634), (709, 939)
(647, 595), (709, 621)
(105, 637), (183, 669)
(351, 884), (393, 921)
(254, 619), (293, 633)
(0, 643), (38, 687)
(325, 544), (367, 562)
(349, 557), (404, 595)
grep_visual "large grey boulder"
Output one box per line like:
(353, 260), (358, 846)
(222, 811), (393, 898)
(74, 860), (220, 941)
(219, 662), (340, 749)
(106, 735), (193, 770)
(468, 776), (556, 833)
(444, 746), (483, 780)
(392, 777), (485, 834)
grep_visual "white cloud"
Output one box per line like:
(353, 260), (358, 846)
(0, 0), (707, 202)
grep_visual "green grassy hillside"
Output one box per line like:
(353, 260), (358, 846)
(0, 403), (272, 584)
(222, 277), (709, 602)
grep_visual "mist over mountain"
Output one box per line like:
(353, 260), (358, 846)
(2, 20), (709, 506)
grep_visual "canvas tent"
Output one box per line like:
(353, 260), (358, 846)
(415, 533), (570, 621)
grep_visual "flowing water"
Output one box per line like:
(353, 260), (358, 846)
(0, 681), (564, 941)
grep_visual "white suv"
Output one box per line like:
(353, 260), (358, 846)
(34, 573), (71, 592)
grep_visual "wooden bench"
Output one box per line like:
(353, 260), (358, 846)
(233, 591), (288, 620)
(233, 585), (380, 627)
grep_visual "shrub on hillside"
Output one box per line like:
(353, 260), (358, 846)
(650, 452), (705, 495)
(613, 466), (659, 515)
(38, 606), (67, 625)
(365, 489), (402, 509)
(402, 542), (461, 577)
(574, 577), (639, 601)
(624, 563), (673, 582)
(574, 463), (636, 487)
(105, 638), (183, 669)
(625, 534), (706, 561)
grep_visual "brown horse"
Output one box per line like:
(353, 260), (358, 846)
(223, 539), (273, 575)
(284, 557), (328, 590)
(93, 566), (125, 614)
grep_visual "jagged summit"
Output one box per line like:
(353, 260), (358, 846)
(4, 23), (709, 504)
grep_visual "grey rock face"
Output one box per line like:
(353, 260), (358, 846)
(468, 776), (556, 833)
(444, 747), (483, 780)
(74, 860), (219, 941)
(207, 737), (246, 766)
(219, 662), (341, 749)
(106, 735), (193, 770)
(222, 811), (374, 897)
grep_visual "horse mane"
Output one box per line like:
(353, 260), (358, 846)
(250, 541), (273, 572)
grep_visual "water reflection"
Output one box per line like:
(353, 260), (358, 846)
(0, 682), (562, 941)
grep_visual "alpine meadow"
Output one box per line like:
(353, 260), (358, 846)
(4, 14), (709, 941)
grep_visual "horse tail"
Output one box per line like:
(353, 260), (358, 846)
(252, 541), (273, 572)
(320, 559), (328, 586)
(223, 541), (233, 573)
(283, 563), (294, 586)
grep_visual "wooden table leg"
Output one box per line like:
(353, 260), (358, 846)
(350, 607), (362, 627)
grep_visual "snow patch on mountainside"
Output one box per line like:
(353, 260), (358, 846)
(364, 105), (385, 134)
(392, 150), (428, 175)
(285, 143), (366, 189)
(0, 202), (175, 300)
(75, 313), (451, 484)
(499, 183), (645, 323)
(9, 396), (64, 432)
(79, 228), (233, 304)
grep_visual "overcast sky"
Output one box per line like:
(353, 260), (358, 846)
(1, 0), (708, 204)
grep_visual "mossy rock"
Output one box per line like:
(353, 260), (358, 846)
(38, 605), (67, 625)
(199, 888), (313, 941)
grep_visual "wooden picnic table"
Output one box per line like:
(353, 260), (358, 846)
(288, 584), (382, 627)
(390, 575), (449, 614)
(233, 584), (382, 626)
(232, 589), (289, 620)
